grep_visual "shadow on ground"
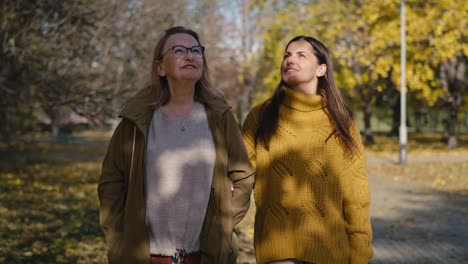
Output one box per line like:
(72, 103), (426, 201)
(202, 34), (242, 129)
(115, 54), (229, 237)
(370, 172), (468, 263)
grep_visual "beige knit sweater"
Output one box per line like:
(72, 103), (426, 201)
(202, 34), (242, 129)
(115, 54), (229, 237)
(242, 87), (373, 264)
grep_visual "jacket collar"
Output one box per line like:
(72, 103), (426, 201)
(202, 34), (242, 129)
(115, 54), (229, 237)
(119, 86), (156, 138)
(119, 86), (231, 138)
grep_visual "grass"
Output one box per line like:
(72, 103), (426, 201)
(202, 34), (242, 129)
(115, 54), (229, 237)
(364, 133), (468, 193)
(0, 158), (106, 263)
(0, 131), (467, 263)
(365, 132), (468, 156)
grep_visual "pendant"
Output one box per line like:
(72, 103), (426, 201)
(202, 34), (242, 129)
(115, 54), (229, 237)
(181, 126), (186, 132)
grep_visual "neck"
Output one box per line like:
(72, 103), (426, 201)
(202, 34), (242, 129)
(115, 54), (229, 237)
(282, 86), (324, 112)
(164, 83), (196, 117)
(289, 80), (318, 94)
(167, 78), (197, 96)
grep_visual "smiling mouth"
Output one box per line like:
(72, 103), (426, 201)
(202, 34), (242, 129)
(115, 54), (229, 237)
(183, 65), (197, 69)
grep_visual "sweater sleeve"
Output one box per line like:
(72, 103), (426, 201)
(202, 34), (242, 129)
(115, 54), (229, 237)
(342, 123), (374, 263)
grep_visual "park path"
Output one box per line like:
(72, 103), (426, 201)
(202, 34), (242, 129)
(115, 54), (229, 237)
(369, 158), (468, 263)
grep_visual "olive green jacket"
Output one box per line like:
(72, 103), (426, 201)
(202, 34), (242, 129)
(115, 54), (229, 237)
(98, 86), (254, 264)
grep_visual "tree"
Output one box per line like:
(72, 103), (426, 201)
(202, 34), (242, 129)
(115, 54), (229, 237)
(408, 0), (467, 148)
(253, 0), (400, 144)
(0, 0), (212, 137)
(251, 0), (318, 103)
(439, 56), (466, 148)
(217, 0), (262, 122)
(90, 0), (194, 121)
(0, 0), (113, 137)
(251, 0), (467, 147)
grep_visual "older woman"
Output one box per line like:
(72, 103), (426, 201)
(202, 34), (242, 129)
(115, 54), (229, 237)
(98, 26), (254, 264)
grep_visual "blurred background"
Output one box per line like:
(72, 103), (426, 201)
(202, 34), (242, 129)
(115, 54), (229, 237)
(0, 0), (466, 263)
(0, 0), (466, 146)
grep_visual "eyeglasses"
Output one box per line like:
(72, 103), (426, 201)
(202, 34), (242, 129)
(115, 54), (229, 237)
(160, 45), (205, 59)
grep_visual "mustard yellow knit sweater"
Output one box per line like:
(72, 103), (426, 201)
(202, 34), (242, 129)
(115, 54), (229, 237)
(242, 87), (373, 264)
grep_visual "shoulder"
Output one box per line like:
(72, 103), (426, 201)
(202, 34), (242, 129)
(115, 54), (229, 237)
(204, 96), (231, 118)
(110, 118), (136, 141)
(243, 104), (263, 125)
(119, 86), (155, 120)
(202, 98), (238, 136)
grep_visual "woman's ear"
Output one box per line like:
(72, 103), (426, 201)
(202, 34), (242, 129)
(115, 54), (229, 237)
(317, 64), (327, 77)
(154, 60), (166, 77)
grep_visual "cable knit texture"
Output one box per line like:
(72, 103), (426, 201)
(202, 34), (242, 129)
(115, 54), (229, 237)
(242, 87), (373, 264)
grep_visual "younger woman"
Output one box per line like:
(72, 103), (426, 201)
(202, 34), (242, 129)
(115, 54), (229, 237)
(242, 36), (373, 264)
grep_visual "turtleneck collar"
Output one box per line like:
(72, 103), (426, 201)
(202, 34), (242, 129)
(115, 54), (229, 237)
(282, 86), (326, 112)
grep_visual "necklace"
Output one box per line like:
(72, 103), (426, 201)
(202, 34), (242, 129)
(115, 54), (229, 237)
(180, 119), (187, 132)
(160, 102), (198, 133)
(176, 103), (199, 132)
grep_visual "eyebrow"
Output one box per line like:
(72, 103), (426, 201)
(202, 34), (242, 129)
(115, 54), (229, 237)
(284, 50), (309, 55)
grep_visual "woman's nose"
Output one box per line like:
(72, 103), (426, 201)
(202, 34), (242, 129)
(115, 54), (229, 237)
(185, 50), (194, 60)
(286, 57), (296, 65)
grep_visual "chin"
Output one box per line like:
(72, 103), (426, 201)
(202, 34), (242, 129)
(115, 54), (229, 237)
(182, 74), (202, 81)
(282, 79), (298, 87)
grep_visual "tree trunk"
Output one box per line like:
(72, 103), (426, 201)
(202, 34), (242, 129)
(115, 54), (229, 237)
(389, 94), (400, 137)
(414, 100), (428, 133)
(363, 102), (375, 145)
(51, 116), (60, 137)
(440, 57), (465, 148)
(45, 107), (61, 137)
(445, 105), (459, 149)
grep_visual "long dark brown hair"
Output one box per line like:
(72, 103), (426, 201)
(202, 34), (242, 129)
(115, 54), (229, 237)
(150, 26), (222, 106)
(255, 36), (357, 153)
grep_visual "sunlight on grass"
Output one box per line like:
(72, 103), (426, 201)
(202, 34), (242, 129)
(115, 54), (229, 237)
(365, 133), (468, 156)
(73, 129), (113, 141)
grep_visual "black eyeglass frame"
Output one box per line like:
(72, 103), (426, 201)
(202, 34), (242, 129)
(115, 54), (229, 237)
(160, 45), (205, 59)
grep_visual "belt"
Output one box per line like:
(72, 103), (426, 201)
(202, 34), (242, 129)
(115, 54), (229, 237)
(150, 252), (201, 264)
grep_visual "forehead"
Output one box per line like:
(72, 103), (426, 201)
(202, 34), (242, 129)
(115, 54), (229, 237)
(286, 39), (313, 53)
(164, 33), (199, 49)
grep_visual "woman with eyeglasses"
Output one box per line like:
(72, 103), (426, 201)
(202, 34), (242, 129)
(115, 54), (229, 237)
(242, 36), (373, 264)
(98, 26), (254, 264)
